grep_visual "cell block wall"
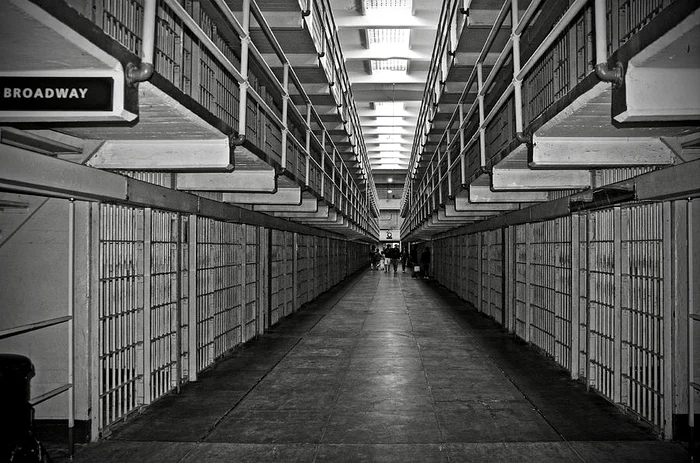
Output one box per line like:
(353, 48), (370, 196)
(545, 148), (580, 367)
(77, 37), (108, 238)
(427, 198), (682, 436)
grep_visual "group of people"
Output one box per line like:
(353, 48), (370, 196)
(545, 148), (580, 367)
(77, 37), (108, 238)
(369, 244), (404, 273)
(368, 244), (431, 278)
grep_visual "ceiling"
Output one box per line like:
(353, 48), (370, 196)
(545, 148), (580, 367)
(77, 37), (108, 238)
(329, 0), (442, 182)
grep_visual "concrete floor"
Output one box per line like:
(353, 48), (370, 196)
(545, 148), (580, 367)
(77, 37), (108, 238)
(68, 268), (689, 462)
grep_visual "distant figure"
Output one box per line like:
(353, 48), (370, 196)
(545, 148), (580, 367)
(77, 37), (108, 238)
(420, 246), (431, 279)
(369, 245), (377, 270)
(384, 245), (392, 272)
(400, 247), (409, 273)
(410, 248), (419, 278)
(390, 244), (401, 273)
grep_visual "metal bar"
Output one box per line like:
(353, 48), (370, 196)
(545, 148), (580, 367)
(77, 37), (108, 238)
(175, 214), (182, 394)
(238, 0), (251, 136)
(517, 0), (588, 81)
(143, 208), (152, 405)
(477, 63), (486, 167)
(67, 199), (75, 456)
(688, 199), (696, 447)
(187, 214), (198, 382)
(571, 213), (581, 380)
(30, 384), (72, 407)
(525, 223), (532, 343)
(89, 203), (100, 441)
(515, 0), (545, 34)
(0, 315), (72, 339)
(613, 206), (622, 403)
(163, 0), (243, 83)
(281, 63), (290, 170)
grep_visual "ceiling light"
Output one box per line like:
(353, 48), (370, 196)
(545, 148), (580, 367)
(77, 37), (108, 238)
(388, 178), (393, 183)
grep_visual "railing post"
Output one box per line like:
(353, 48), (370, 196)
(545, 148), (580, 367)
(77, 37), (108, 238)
(511, 0), (527, 142)
(477, 63), (487, 167)
(459, 103), (466, 185)
(281, 62), (290, 171)
(305, 104), (312, 187)
(321, 130), (327, 197)
(238, 0), (251, 137)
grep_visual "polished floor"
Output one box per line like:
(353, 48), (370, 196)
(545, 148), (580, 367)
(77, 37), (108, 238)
(69, 267), (689, 462)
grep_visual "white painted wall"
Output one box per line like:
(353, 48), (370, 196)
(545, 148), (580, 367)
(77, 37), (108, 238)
(0, 196), (91, 420)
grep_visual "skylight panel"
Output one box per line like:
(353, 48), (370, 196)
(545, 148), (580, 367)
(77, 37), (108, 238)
(373, 102), (404, 114)
(367, 28), (410, 47)
(371, 59), (408, 73)
(363, 0), (411, 9)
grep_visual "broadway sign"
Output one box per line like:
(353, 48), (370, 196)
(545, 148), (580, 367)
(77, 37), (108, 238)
(0, 76), (113, 111)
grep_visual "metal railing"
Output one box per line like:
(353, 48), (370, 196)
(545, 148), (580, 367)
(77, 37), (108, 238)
(401, 0), (673, 236)
(94, 0), (377, 235)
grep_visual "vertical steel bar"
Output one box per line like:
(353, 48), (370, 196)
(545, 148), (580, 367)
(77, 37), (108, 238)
(572, 213), (581, 379)
(89, 203), (100, 440)
(614, 206), (622, 403)
(175, 214), (182, 394)
(687, 199), (695, 450)
(188, 214), (197, 381)
(584, 211), (592, 391)
(143, 208), (152, 405)
(67, 200), (75, 456)
(660, 201), (671, 437)
(525, 223), (532, 343)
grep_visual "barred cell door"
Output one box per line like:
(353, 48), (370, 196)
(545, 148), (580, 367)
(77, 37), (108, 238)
(95, 204), (145, 432)
(95, 205), (188, 434)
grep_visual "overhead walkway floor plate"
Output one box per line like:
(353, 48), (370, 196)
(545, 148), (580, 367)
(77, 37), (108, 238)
(66, 269), (689, 462)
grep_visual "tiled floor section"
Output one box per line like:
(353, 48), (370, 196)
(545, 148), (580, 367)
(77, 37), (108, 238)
(69, 269), (689, 462)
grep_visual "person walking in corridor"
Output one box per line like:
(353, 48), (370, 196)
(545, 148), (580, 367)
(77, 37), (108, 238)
(420, 246), (431, 279)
